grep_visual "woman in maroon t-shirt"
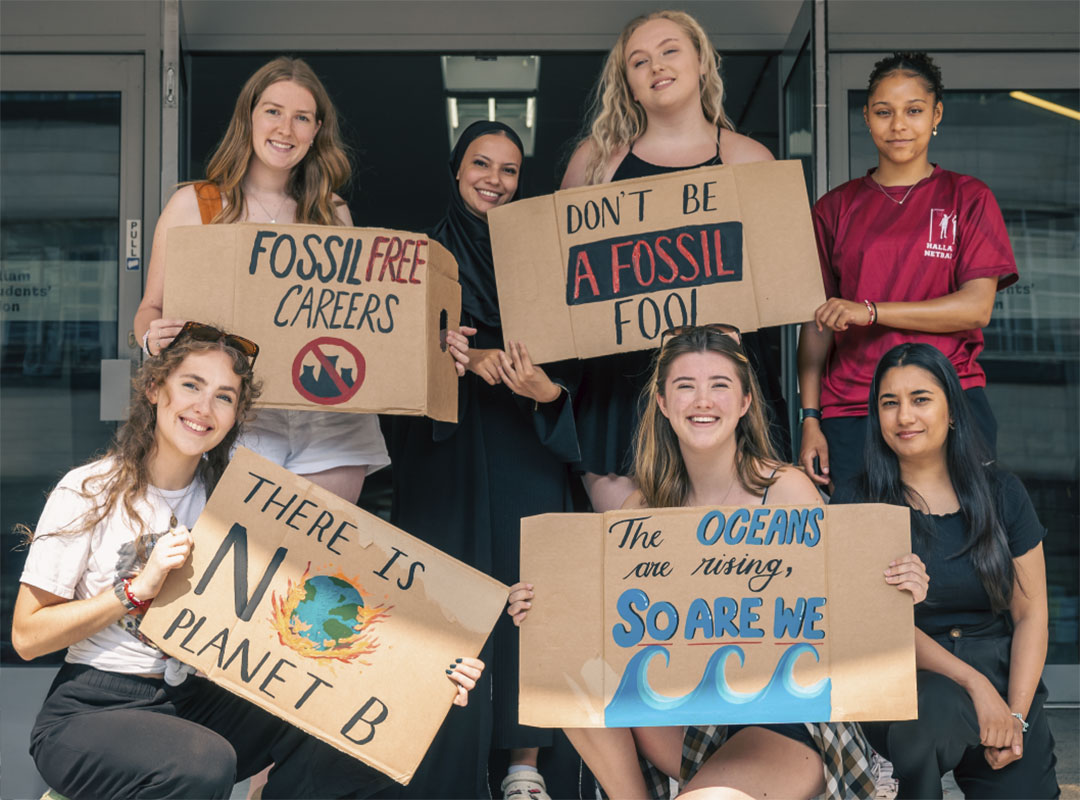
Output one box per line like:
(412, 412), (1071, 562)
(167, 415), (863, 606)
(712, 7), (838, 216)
(797, 52), (1017, 489)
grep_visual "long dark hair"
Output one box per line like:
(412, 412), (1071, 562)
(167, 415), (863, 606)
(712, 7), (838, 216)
(859, 343), (1013, 613)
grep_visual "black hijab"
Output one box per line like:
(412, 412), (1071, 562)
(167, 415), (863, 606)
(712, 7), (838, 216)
(430, 120), (524, 328)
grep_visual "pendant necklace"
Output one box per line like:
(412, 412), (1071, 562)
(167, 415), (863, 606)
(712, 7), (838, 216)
(872, 165), (934, 206)
(247, 191), (289, 223)
(153, 482), (197, 532)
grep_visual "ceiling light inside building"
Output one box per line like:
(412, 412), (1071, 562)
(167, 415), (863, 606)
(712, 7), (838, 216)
(1009, 91), (1080, 121)
(442, 55), (540, 156)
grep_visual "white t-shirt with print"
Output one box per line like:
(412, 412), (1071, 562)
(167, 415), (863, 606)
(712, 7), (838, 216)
(20, 458), (206, 675)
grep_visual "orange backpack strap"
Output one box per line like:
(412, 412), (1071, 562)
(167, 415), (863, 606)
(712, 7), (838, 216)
(193, 181), (224, 225)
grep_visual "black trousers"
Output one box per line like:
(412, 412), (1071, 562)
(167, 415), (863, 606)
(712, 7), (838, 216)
(862, 621), (1059, 800)
(822, 386), (998, 489)
(30, 663), (390, 800)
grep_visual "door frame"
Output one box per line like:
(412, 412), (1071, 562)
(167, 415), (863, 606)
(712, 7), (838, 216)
(779, 0), (827, 459)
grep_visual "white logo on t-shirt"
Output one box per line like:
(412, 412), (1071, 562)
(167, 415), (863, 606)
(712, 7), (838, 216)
(926, 209), (956, 259)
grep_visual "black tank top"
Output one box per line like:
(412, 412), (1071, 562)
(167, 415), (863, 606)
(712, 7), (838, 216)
(611, 141), (722, 181)
(607, 138), (792, 462)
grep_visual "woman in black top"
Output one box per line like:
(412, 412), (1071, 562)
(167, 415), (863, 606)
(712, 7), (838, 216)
(832, 343), (1058, 799)
(561, 10), (788, 512)
(385, 121), (581, 799)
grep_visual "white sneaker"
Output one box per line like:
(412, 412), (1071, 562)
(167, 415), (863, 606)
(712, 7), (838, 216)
(501, 769), (552, 800)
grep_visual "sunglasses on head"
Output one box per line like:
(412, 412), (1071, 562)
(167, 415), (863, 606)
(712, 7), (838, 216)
(659, 323), (742, 350)
(164, 322), (260, 366)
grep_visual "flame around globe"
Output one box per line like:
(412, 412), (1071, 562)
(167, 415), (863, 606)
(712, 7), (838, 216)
(270, 565), (392, 665)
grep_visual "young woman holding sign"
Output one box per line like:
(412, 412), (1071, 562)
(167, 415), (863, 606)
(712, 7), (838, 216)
(508, 325), (928, 799)
(11, 323), (488, 797)
(561, 9), (789, 513)
(134, 57), (399, 503)
(831, 343), (1058, 799)
(798, 52), (1016, 489)
(386, 120), (582, 800)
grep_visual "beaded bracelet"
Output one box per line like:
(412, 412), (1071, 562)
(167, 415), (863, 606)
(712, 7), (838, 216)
(113, 577), (150, 613)
(863, 299), (877, 325)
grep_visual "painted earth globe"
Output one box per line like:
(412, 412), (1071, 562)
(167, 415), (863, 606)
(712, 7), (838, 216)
(289, 575), (364, 649)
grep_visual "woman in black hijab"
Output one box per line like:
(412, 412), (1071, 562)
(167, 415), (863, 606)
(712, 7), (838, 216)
(382, 121), (583, 799)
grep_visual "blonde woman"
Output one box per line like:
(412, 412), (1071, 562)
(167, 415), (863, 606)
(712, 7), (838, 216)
(509, 325), (927, 799)
(562, 10), (789, 514)
(134, 57), (395, 503)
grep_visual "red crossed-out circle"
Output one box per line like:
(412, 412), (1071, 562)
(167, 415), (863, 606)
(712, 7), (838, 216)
(291, 337), (366, 405)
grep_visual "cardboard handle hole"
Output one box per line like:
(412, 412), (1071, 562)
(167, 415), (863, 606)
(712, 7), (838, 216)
(439, 309), (448, 352)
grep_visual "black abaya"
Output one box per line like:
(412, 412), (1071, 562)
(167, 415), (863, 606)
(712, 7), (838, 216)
(378, 122), (585, 799)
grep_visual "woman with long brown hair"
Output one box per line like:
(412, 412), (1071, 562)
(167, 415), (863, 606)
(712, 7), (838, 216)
(134, 57), (397, 503)
(562, 10), (789, 514)
(12, 324), (483, 798)
(509, 325), (927, 799)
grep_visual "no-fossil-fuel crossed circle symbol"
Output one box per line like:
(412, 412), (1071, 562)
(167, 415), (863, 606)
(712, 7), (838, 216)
(291, 337), (366, 405)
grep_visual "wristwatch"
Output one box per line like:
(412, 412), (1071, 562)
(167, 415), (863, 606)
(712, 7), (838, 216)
(800, 408), (822, 423)
(113, 577), (148, 613)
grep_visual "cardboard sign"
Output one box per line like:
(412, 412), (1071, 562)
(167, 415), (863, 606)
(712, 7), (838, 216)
(140, 447), (508, 784)
(489, 161), (825, 362)
(164, 223), (461, 422)
(518, 503), (916, 727)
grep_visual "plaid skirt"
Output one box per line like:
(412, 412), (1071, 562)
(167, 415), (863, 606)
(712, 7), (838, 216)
(640, 723), (877, 800)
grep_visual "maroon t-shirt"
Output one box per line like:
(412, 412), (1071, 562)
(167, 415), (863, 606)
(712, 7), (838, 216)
(813, 166), (1017, 418)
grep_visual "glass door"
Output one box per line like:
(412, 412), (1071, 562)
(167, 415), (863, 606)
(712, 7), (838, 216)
(829, 51), (1079, 702)
(0, 53), (144, 798)
(780, 0), (826, 459)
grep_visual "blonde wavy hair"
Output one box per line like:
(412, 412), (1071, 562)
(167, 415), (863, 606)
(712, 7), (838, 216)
(581, 10), (735, 185)
(632, 328), (778, 508)
(203, 56), (350, 226)
(18, 336), (261, 549)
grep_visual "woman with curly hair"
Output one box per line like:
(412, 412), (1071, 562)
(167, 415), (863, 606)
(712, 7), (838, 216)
(798, 52), (1016, 490)
(562, 10), (789, 514)
(12, 324), (483, 798)
(134, 56), (394, 503)
(509, 325), (927, 799)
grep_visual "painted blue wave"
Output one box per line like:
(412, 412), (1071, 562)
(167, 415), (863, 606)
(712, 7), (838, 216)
(604, 643), (831, 727)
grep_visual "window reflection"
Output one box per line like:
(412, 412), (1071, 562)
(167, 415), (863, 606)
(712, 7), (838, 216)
(0, 91), (122, 663)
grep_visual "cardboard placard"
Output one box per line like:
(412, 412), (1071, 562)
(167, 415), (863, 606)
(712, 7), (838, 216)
(489, 161), (825, 362)
(518, 504), (916, 727)
(140, 447), (508, 784)
(164, 223), (461, 421)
